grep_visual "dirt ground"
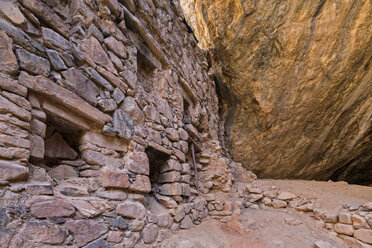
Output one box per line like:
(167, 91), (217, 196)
(162, 180), (372, 248)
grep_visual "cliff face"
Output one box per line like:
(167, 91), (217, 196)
(183, 0), (372, 184)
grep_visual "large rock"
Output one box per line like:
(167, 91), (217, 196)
(0, 160), (28, 181)
(44, 132), (78, 160)
(65, 219), (108, 247)
(0, 30), (18, 75)
(184, 0), (372, 184)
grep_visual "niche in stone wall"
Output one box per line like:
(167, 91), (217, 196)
(36, 98), (90, 181)
(145, 147), (170, 196)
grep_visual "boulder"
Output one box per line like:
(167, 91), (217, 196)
(30, 198), (75, 218)
(186, 0), (372, 183)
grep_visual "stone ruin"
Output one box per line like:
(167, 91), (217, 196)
(0, 0), (371, 248)
(0, 0), (244, 247)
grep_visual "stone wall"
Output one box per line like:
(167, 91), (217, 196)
(0, 0), (238, 247)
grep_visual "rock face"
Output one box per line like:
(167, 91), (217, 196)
(182, 0), (372, 184)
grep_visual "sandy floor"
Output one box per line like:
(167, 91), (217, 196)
(161, 180), (372, 248)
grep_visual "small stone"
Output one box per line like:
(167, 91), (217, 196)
(116, 201), (146, 219)
(72, 200), (101, 218)
(30, 135), (44, 159)
(113, 109), (134, 140)
(354, 229), (372, 244)
(22, 220), (68, 245)
(323, 213), (338, 223)
(88, 36), (116, 73)
(120, 96), (144, 125)
(0, 30), (18, 75)
(334, 223), (354, 236)
(165, 128), (179, 142)
(277, 191), (297, 201)
(262, 197), (272, 206)
(30, 118), (46, 137)
(107, 231), (124, 243)
(98, 190), (127, 200)
(142, 224), (159, 244)
(65, 219), (108, 247)
(60, 187), (88, 197)
(284, 217), (302, 226)
(272, 200), (287, 208)
(101, 167), (129, 189)
(44, 133), (78, 160)
(112, 88), (125, 104)
(0, 160), (29, 181)
(180, 215), (193, 229)
(106, 216), (128, 229)
(26, 184), (53, 195)
(16, 48), (50, 76)
(105, 36), (127, 59)
(158, 171), (181, 183)
(352, 214), (367, 228)
(363, 202), (372, 210)
(0, 1), (27, 28)
(156, 195), (177, 209)
(41, 27), (70, 51)
(46, 49), (67, 71)
(157, 213), (173, 228)
(339, 212), (352, 224)
(249, 194), (263, 203)
(125, 152), (150, 175)
(314, 240), (336, 248)
(98, 98), (117, 112)
(48, 165), (78, 180)
(85, 67), (114, 91)
(160, 159), (182, 173)
(61, 68), (100, 106)
(30, 198), (75, 218)
(128, 174), (151, 193)
(159, 183), (182, 196)
(85, 237), (110, 248)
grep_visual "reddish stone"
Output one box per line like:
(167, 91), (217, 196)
(89, 37), (116, 73)
(22, 220), (68, 245)
(116, 201), (146, 219)
(101, 167), (129, 189)
(158, 183), (182, 196)
(104, 36), (127, 59)
(0, 30), (18, 75)
(128, 175), (151, 193)
(30, 198), (75, 218)
(125, 152), (150, 175)
(44, 132), (77, 160)
(65, 219), (108, 247)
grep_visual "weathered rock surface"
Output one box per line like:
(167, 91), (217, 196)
(184, 0), (372, 184)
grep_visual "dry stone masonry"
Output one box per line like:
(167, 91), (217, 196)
(0, 0), (238, 247)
